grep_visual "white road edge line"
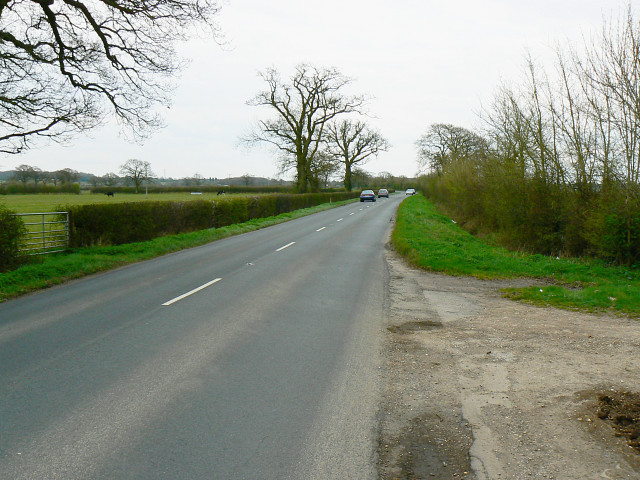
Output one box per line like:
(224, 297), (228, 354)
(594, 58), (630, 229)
(316, 227), (326, 232)
(276, 241), (296, 252)
(162, 278), (222, 306)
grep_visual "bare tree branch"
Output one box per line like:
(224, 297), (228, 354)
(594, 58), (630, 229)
(325, 119), (389, 191)
(0, 0), (221, 154)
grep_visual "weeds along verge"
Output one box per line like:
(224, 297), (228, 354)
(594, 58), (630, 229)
(392, 195), (640, 315)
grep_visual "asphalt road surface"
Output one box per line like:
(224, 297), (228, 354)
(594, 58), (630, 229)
(0, 195), (403, 479)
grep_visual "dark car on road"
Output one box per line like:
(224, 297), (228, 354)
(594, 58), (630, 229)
(377, 188), (389, 198)
(360, 189), (376, 202)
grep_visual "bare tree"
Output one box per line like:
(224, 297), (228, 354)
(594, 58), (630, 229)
(350, 167), (372, 189)
(240, 173), (252, 186)
(308, 151), (340, 190)
(120, 159), (154, 193)
(0, 1), (221, 154)
(89, 175), (101, 188)
(12, 164), (34, 184)
(246, 64), (366, 192)
(103, 172), (119, 187)
(416, 123), (488, 174)
(325, 119), (389, 191)
(55, 168), (79, 184)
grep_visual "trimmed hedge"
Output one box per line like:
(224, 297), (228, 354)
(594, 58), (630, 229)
(68, 192), (357, 247)
(0, 205), (27, 272)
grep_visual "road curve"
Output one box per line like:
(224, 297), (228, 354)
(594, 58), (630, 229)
(0, 194), (403, 479)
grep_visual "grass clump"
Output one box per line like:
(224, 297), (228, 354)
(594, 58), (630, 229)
(392, 195), (640, 315)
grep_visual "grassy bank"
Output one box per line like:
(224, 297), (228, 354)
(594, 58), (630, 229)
(0, 199), (356, 302)
(392, 195), (640, 315)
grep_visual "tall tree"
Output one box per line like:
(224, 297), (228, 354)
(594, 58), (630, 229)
(0, 0), (221, 154)
(246, 64), (366, 192)
(120, 159), (154, 193)
(325, 119), (389, 191)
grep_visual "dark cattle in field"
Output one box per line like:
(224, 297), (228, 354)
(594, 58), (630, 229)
(217, 190), (225, 196)
(105, 191), (114, 197)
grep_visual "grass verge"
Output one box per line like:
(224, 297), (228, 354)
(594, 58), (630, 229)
(0, 199), (356, 302)
(392, 195), (640, 316)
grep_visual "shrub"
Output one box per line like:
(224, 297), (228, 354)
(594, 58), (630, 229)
(584, 191), (640, 265)
(0, 205), (27, 272)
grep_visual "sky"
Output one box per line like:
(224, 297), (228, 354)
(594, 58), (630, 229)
(1, 0), (633, 181)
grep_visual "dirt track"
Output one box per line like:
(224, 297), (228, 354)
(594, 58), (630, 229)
(378, 250), (640, 479)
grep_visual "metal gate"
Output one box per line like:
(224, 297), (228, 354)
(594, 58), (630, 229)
(14, 212), (70, 255)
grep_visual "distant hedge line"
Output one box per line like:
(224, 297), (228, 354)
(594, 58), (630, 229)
(90, 185), (305, 194)
(68, 192), (357, 247)
(0, 183), (80, 194)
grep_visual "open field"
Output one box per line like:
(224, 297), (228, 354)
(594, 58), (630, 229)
(392, 195), (640, 315)
(0, 191), (245, 213)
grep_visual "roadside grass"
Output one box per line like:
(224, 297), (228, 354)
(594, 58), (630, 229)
(392, 195), (640, 315)
(0, 191), (253, 213)
(0, 199), (356, 302)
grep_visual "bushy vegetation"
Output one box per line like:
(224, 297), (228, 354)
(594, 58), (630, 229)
(393, 195), (640, 315)
(68, 192), (357, 247)
(417, 9), (640, 266)
(0, 205), (27, 272)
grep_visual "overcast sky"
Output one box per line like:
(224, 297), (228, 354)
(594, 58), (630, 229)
(2, 0), (632, 180)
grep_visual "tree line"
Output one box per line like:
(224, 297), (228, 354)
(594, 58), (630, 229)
(417, 7), (640, 265)
(5, 159), (154, 192)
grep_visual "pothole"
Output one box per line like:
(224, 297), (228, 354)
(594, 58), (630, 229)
(387, 321), (442, 334)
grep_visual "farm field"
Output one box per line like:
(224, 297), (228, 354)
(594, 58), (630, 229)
(0, 192), (245, 213)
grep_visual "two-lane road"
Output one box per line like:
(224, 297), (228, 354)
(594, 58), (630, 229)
(0, 195), (403, 479)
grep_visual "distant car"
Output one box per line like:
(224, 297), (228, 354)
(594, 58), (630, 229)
(377, 188), (389, 198)
(405, 188), (416, 195)
(360, 189), (376, 202)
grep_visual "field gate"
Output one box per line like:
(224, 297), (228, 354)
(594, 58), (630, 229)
(14, 212), (70, 255)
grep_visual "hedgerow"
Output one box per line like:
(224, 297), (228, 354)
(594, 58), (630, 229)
(68, 192), (356, 247)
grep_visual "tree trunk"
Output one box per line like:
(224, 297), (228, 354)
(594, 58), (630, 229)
(344, 165), (352, 192)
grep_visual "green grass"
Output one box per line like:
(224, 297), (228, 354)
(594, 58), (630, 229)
(0, 199), (356, 302)
(0, 191), (252, 213)
(392, 195), (640, 315)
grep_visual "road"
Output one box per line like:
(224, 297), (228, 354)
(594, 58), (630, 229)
(0, 194), (403, 479)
